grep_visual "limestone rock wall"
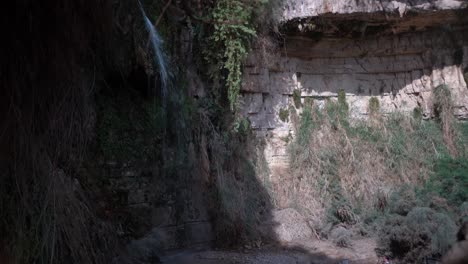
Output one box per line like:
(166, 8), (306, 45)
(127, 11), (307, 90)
(283, 0), (468, 20)
(240, 2), (468, 208)
(104, 161), (213, 250)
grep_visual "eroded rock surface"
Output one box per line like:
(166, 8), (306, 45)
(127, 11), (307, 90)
(240, 0), (468, 209)
(261, 208), (313, 243)
(283, 0), (468, 20)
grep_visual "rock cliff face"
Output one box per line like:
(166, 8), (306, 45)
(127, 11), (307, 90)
(282, 0), (468, 20)
(240, 0), (468, 208)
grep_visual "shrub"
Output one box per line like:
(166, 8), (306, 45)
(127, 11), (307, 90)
(325, 96), (349, 129)
(338, 90), (349, 114)
(328, 190), (358, 225)
(279, 108), (289, 122)
(304, 97), (314, 108)
(425, 157), (468, 207)
(293, 89), (302, 108)
(387, 185), (419, 216)
(433, 85), (457, 156)
(295, 105), (317, 144)
(330, 226), (353, 248)
(233, 116), (251, 135)
(368, 97), (380, 116)
(377, 207), (457, 262)
(460, 202), (468, 222)
(286, 87), (467, 258)
(413, 106), (423, 120)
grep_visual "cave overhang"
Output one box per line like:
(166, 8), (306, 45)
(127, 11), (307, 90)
(280, 2), (468, 42)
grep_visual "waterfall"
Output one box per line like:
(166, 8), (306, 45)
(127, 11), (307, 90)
(138, 2), (171, 191)
(139, 2), (169, 100)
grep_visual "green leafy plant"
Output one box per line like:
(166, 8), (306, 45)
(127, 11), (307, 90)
(233, 116), (251, 135)
(377, 207), (457, 262)
(206, 0), (257, 111)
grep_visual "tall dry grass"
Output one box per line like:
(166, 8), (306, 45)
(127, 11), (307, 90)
(0, 1), (117, 263)
(288, 93), (459, 228)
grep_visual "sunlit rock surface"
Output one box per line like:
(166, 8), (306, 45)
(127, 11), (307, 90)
(282, 0), (468, 20)
(240, 0), (468, 208)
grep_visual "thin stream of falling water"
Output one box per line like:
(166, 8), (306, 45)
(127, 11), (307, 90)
(138, 1), (169, 106)
(138, 1), (171, 182)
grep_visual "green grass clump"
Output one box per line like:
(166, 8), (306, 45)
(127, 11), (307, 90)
(279, 108), (289, 122)
(293, 89), (302, 108)
(368, 97), (380, 116)
(338, 90), (349, 114)
(413, 106), (423, 120)
(425, 157), (468, 207)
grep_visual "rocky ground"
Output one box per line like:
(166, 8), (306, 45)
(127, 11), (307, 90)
(160, 238), (378, 264)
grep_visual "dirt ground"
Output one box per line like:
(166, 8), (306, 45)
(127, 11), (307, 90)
(160, 238), (378, 264)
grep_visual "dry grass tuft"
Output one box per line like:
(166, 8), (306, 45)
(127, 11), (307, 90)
(0, 1), (117, 263)
(287, 92), (461, 231)
(434, 85), (458, 157)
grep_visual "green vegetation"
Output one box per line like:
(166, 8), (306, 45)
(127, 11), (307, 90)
(97, 91), (164, 162)
(293, 89), (302, 108)
(289, 90), (468, 260)
(337, 89), (349, 114)
(279, 108), (289, 122)
(377, 207), (458, 262)
(368, 97), (380, 116)
(206, 0), (256, 111)
(330, 227), (353, 248)
(413, 106), (423, 120)
(233, 116), (251, 135)
(202, 0), (279, 111)
(433, 85), (458, 156)
(424, 157), (468, 207)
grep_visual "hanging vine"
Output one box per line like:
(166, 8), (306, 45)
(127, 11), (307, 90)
(205, 0), (257, 111)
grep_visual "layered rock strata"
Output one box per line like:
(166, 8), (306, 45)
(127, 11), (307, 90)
(241, 0), (468, 208)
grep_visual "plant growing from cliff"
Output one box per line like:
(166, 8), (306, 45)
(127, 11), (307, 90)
(434, 85), (457, 156)
(232, 116), (251, 135)
(293, 89), (302, 108)
(325, 91), (349, 129)
(205, 0), (257, 111)
(279, 108), (289, 122)
(413, 106), (423, 121)
(338, 89), (349, 114)
(368, 97), (380, 117)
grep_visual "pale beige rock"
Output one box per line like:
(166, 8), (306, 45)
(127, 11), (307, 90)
(282, 0), (467, 20)
(240, 0), (468, 218)
(261, 208), (313, 243)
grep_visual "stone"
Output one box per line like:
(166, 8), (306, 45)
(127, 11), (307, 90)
(281, 0), (467, 20)
(261, 208), (313, 243)
(239, 0), (468, 229)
